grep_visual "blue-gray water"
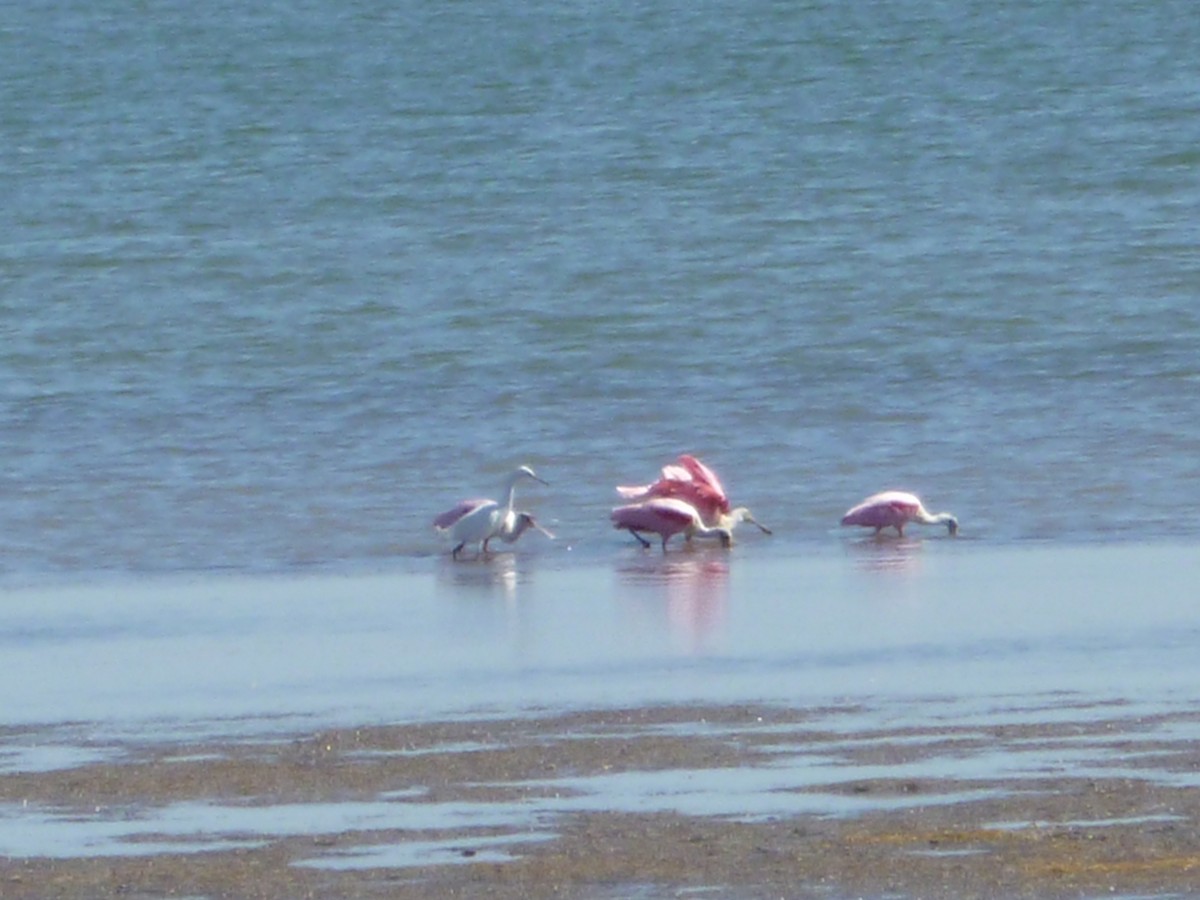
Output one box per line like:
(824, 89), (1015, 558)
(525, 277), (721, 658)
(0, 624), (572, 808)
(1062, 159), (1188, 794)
(4, 0), (1200, 579)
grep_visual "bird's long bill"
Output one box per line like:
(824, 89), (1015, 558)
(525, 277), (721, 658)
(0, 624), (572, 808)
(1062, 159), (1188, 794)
(531, 519), (555, 539)
(745, 513), (772, 534)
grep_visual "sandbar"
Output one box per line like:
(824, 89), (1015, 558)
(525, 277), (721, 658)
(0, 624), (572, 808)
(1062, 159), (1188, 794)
(3, 700), (1200, 898)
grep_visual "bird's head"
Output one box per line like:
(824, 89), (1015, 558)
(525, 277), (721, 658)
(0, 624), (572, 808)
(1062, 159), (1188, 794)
(516, 465), (549, 486)
(726, 507), (772, 535)
(514, 512), (555, 540)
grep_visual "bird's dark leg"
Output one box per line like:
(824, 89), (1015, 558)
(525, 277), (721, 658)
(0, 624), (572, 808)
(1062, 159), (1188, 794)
(452, 542), (465, 559)
(630, 530), (652, 549)
(482, 538), (491, 553)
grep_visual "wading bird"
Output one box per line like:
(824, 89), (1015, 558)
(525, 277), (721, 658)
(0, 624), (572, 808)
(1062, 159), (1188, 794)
(617, 454), (730, 524)
(612, 498), (732, 551)
(611, 497), (766, 552)
(840, 490), (958, 537)
(493, 511), (555, 547)
(616, 454), (770, 535)
(433, 466), (550, 558)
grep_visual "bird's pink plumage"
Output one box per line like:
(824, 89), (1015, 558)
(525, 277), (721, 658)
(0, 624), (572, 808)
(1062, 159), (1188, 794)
(840, 491), (921, 528)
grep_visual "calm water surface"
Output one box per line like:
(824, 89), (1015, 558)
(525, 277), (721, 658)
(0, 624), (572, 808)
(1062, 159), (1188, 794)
(3, 0), (1200, 578)
(1, 541), (1197, 732)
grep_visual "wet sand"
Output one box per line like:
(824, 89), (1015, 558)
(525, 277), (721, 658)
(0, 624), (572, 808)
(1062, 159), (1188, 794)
(4, 701), (1200, 899)
(4, 541), (1200, 897)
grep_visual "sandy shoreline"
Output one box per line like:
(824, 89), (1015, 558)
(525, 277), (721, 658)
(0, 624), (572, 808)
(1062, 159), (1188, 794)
(3, 541), (1199, 896)
(4, 701), (1200, 899)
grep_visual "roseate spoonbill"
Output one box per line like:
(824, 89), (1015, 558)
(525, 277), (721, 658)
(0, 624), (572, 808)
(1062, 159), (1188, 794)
(611, 498), (735, 552)
(617, 454), (731, 524)
(840, 491), (958, 537)
(617, 452), (778, 530)
(716, 507), (772, 537)
(496, 511), (555, 546)
(433, 465), (549, 558)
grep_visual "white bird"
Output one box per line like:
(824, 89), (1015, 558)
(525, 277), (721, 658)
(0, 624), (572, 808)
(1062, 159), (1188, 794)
(433, 466), (551, 558)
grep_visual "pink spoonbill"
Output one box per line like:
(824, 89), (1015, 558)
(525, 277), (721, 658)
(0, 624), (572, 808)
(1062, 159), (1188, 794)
(433, 465), (551, 558)
(840, 491), (958, 537)
(617, 454), (770, 535)
(617, 454), (730, 524)
(492, 510), (555, 548)
(611, 497), (766, 552)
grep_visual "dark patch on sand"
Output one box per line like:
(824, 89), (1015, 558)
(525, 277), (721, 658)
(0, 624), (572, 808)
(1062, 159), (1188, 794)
(4, 703), (1200, 898)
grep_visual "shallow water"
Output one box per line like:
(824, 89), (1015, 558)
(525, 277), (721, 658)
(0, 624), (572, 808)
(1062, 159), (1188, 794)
(3, 0), (1200, 579)
(1, 540), (1196, 735)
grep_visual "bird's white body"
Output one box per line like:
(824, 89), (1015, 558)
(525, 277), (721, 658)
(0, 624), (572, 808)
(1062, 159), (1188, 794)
(448, 500), (509, 553)
(433, 466), (550, 557)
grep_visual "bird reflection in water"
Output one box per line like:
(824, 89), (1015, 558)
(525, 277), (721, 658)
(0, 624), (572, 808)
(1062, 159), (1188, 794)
(437, 551), (523, 604)
(846, 535), (925, 575)
(619, 549), (731, 650)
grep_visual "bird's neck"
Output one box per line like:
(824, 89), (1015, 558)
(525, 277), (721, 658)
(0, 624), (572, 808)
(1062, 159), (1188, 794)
(918, 510), (958, 534)
(501, 476), (521, 511)
(692, 521), (733, 546)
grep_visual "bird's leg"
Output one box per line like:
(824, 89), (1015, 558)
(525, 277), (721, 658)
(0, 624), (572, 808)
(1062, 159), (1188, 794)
(481, 538), (492, 554)
(630, 530), (652, 549)
(452, 542), (465, 559)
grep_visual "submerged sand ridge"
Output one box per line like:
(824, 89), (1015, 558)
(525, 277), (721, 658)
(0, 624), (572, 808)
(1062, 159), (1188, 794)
(4, 700), (1200, 898)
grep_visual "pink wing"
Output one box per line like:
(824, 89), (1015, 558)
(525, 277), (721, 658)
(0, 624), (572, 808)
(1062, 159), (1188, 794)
(841, 492), (920, 528)
(616, 482), (655, 499)
(659, 463), (692, 482)
(677, 455), (728, 505)
(615, 464), (693, 499)
(615, 455), (730, 522)
(432, 498), (492, 530)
